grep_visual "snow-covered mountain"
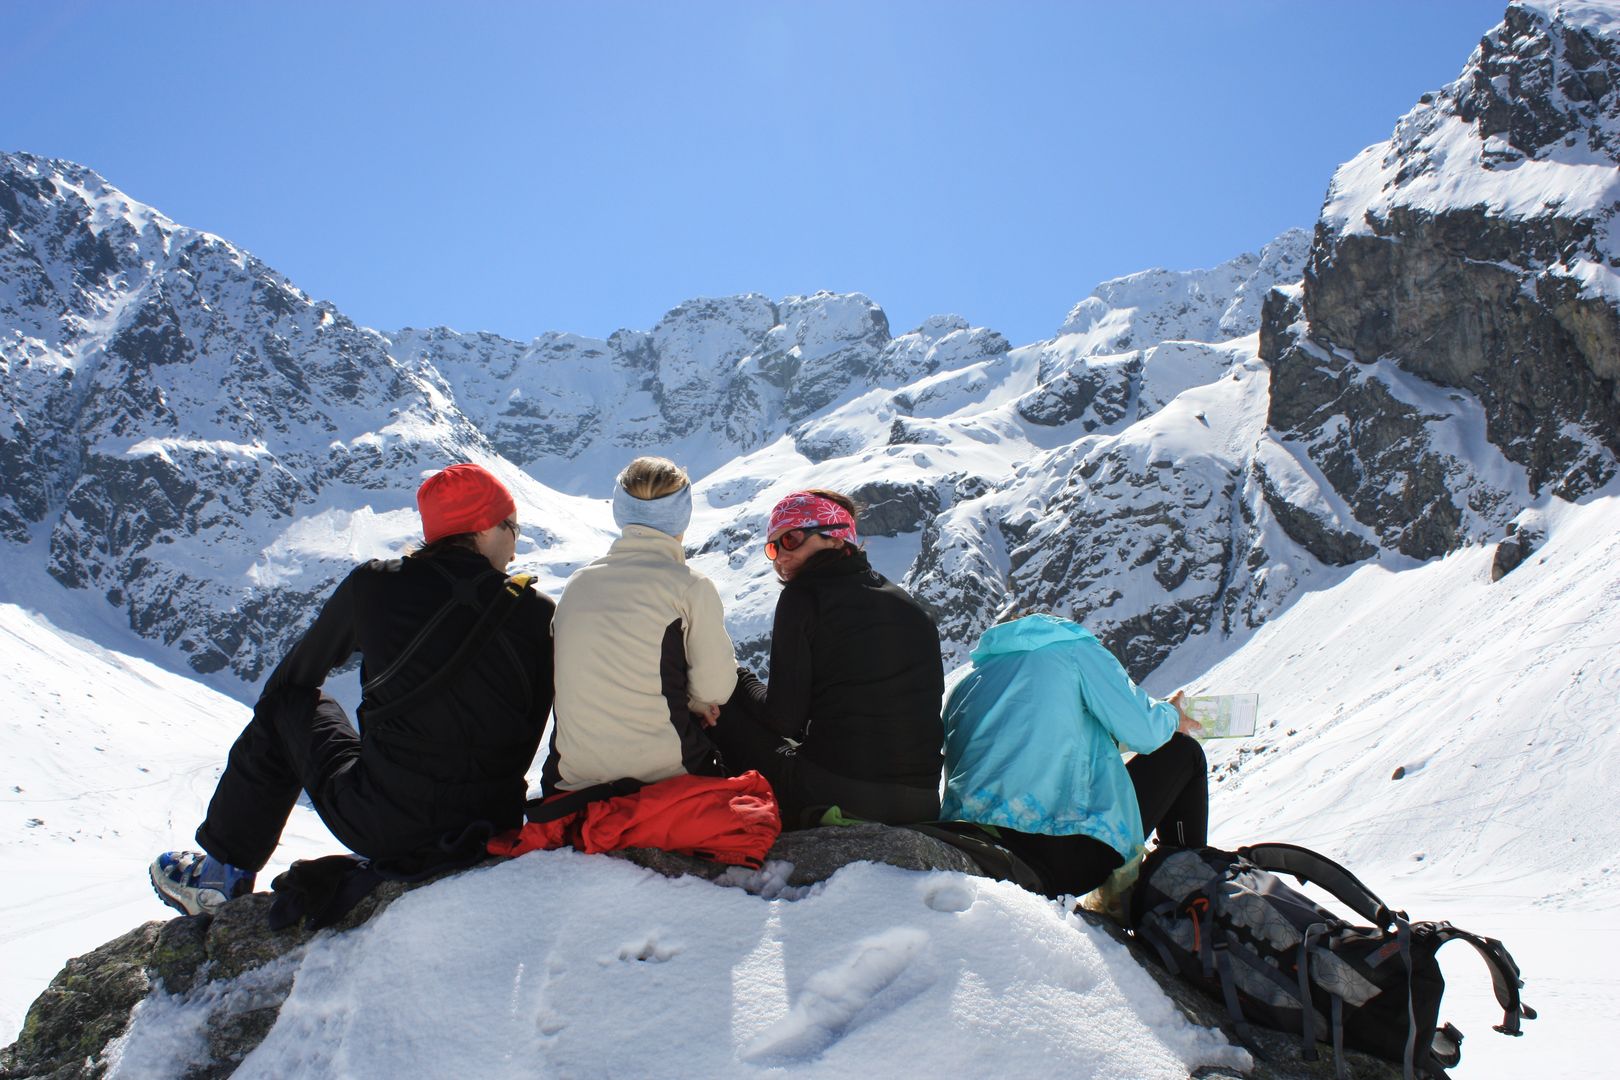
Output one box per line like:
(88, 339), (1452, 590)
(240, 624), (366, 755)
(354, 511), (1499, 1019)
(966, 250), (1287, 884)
(0, 142), (1319, 684)
(1262, 0), (1620, 564)
(0, 154), (614, 687)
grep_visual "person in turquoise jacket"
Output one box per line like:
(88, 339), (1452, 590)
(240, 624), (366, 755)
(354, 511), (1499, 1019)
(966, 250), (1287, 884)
(942, 613), (1208, 898)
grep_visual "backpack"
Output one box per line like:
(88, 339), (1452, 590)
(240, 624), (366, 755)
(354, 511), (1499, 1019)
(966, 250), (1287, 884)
(1129, 843), (1534, 1080)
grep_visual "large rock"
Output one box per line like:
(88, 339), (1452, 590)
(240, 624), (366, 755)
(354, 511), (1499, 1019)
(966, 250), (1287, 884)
(2, 828), (1407, 1079)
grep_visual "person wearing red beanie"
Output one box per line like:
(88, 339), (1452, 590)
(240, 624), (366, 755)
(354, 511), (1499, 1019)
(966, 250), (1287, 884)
(151, 462), (553, 917)
(417, 463), (517, 545)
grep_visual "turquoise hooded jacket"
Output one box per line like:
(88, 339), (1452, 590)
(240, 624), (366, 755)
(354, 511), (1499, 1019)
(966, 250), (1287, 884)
(941, 614), (1179, 858)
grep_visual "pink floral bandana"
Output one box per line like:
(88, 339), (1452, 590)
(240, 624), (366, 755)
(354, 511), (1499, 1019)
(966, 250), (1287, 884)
(768, 491), (857, 545)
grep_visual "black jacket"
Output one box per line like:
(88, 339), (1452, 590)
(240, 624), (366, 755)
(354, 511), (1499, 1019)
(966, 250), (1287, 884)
(742, 547), (944, 791)
(254, 547), (555, 853)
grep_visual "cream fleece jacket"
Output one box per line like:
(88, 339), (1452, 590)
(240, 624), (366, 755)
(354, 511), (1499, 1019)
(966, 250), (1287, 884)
(550, 525), (738, 789)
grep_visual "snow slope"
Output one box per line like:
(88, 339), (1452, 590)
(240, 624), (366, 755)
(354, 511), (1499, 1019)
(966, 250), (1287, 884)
(0, 599), (334, 1041)
(1156, 486), (1620, 1080)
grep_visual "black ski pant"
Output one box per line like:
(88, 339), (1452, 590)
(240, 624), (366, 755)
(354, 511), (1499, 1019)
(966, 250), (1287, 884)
(997, 732), (1209, 898)
(708, 698), (940, 830)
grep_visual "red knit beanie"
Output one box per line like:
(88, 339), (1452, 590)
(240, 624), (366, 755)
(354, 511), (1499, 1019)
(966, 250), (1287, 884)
(416, 463), (516, 543)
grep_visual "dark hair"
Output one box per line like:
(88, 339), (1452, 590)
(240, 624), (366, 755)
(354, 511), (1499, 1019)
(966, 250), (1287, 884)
(406, 532), (479, 559)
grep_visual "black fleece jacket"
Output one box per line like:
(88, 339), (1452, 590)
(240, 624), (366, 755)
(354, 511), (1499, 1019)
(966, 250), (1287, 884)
(254, 547), (555, 843)
(738, 546), (944, 790)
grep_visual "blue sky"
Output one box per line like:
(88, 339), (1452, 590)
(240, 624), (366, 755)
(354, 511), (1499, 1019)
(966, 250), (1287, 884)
(3, 1), (1508, 347)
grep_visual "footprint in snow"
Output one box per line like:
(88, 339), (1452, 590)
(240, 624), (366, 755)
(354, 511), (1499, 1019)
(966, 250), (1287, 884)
(741, 928), (929, 1063)
(535, 1009), (566, 1038)
(610, 934), (680, 964)
(923, 878), (974, 913)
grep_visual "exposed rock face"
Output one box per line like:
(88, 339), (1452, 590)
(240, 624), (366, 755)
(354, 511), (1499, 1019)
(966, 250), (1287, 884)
(1490, 519), (1545, 581)
(1265, 1), (1620, 564)
(845, 478), (943, 537)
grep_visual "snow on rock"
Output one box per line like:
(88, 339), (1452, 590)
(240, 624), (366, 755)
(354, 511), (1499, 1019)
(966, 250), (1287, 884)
(1323, 0), (1620, 242)
(105, 854), (1247, 1079)
(1057, 228), (1310, 351)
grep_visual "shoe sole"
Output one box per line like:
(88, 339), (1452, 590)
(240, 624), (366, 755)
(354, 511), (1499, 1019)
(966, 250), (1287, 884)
(149, 861), (212, 918)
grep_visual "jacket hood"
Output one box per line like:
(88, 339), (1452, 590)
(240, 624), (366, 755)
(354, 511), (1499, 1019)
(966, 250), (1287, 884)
(969, 614), (1096, 660)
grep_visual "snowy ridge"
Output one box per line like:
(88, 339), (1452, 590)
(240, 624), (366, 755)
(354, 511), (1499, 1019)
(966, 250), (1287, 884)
(1059, 228), (1310, 350)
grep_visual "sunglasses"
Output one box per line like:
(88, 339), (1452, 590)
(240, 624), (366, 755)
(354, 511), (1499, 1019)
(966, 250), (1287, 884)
(499, 518), (520, 537)
(764, 524), (847, 561)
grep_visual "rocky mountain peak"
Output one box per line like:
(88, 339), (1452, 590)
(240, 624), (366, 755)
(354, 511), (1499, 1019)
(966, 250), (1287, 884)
(1262, 1), (1620, 573)
(1452, 0), (1620, 161)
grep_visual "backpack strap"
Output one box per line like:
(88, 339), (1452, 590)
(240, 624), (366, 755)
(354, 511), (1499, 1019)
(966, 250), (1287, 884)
(361, 559), (493, 698)
(524, 777), (645, 824)
(904, 822), (1047, 894)
(1295, 922), (1331, 1063)
(1396, 916), (1418, 1080)
(365, 572), (535, 724)
(1239, 842), (1399, 930)
(1422, 922), (1536, 1036)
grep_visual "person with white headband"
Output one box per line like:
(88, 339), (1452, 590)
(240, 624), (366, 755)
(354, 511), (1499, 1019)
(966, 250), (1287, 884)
(543, 456), (738, 793)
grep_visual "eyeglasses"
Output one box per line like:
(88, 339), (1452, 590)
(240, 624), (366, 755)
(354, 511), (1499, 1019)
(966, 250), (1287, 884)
(499, 518), (520, 537)
(764, 524), (847, 561)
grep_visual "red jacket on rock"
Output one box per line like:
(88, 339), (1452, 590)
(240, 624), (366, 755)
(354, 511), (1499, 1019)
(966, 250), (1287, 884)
(487, 770), (781, 868)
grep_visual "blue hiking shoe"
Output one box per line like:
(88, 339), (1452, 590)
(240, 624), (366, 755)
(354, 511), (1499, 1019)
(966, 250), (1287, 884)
(150, 850), (256, 916)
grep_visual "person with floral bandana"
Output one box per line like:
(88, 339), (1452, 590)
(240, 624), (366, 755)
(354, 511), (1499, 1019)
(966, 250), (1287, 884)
(710, 489), (944, 828)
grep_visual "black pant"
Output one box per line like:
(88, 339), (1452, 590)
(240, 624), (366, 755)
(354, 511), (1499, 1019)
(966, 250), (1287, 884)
(709, 696), (940, 829)
(197, 690), (512, 874)
(196, 691), (374, 871)
(997, 732), (1209, 898)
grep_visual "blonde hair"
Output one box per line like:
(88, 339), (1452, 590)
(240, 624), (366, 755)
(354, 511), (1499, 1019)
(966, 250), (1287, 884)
(618, 456), (690, 500)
